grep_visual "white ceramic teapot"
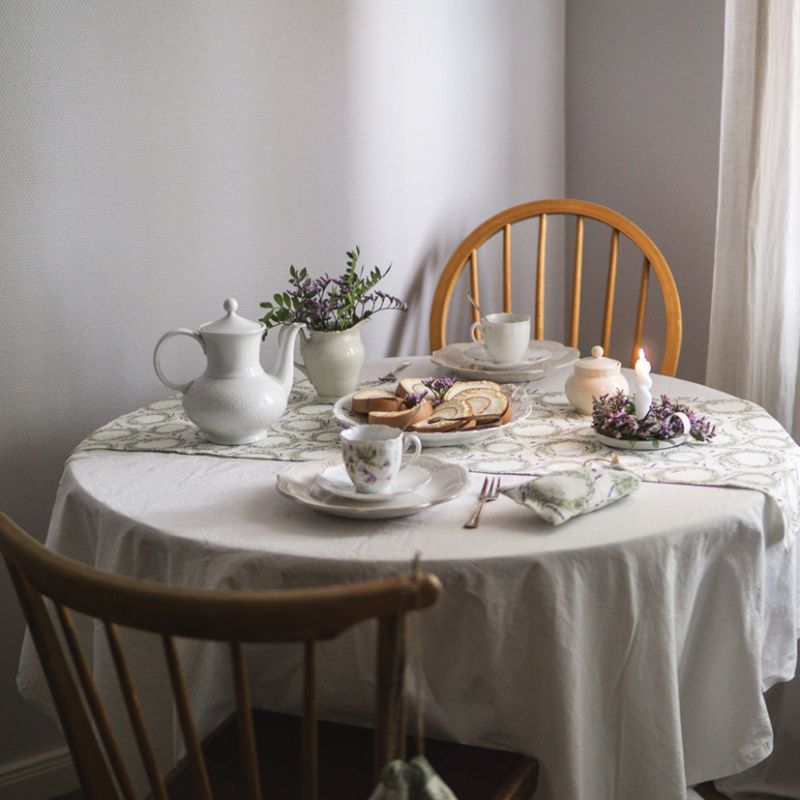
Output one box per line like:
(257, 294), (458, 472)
(153, 298), (304, 445)
(565, 345), (630, 415)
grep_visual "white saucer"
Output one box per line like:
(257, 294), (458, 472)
(276, 455), (468, 519)
(464, 344), (551, 370)
(596, 432), (689, 450)
(316, 464), (431, 503)
(431, 340), (579, 383)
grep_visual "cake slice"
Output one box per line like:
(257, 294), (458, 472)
(410, 397), (472, 432)
(368, 399), (434, 429)
(443, 380), (502, 400)
(396, 378), (436, 400)
(351, 388), (401, 414)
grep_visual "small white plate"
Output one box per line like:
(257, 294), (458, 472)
(463, 344), (551, 370)
(596, 432), (689, 450)
(276, 455), (468, 519)
(431, 340), (579, 383)
(332, 392), (532, 448)
(316, 464), (431, 502)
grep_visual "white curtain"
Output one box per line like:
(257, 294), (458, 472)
(706, 6), (800, 799)
(706, 0), (800, 437)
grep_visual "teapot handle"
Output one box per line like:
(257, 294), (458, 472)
(153, 328), (205, 394)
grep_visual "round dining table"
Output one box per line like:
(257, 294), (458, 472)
(17, 355), (800, 800)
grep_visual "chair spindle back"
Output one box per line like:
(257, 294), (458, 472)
(0, 513), (440, 800)
(431, 198), (682, 375)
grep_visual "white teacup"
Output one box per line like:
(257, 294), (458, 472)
(470, 312), (531, 364)
(341, 425), (422, 494)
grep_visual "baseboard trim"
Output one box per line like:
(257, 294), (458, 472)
(0, 745), (79, 800)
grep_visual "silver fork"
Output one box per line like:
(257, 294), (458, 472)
(364, 360), (413, 386)
(464, 477), (500, 529)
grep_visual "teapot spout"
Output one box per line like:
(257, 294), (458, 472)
(273, 323), (306, 397)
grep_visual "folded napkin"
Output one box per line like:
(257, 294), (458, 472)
(369, 755), (457, 800)
(501, 465), (640, 525)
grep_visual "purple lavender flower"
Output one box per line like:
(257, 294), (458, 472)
(421, 377), (455, 401)
(403, 391), (428, 408)
(259, 247), (407, 337)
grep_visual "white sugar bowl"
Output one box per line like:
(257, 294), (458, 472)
(565, 345), (630, 415)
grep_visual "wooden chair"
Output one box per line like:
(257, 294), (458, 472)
(0, 513), (538, 800)
(429, 198), (682, 375)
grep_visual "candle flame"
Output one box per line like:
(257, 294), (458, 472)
(639, 347), (646, 360)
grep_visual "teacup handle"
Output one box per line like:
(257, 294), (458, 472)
(470, 321), (484, 343)
(402, 434), (422, 468)
(153, 328), (205, 394)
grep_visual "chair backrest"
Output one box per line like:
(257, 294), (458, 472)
(429, 198), (682, 375)
(0, 513), (441, 800)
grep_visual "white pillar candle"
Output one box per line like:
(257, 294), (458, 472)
(634, 348), (652, 420)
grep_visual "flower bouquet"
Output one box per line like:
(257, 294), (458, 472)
(259, 246), (407, 337)
(592, 390), (715, 450)
(258, 247), (407, 400)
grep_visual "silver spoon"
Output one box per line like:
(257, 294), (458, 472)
(466, 291), (484, 319)
(365, 360), (413, 385)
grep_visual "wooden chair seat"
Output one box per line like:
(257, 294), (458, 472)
(164, 711), (538, 800)
(430, 198), (682, 375)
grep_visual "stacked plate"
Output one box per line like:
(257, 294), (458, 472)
(432, 339), (579, 383)
(276, 455), (468, 519)
(462, 343), (552, 370)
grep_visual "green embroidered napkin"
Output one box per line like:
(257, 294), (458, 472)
(501, 465), (640, 525)
(369, 755), (458, 800)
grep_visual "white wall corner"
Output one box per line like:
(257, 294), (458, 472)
(0, 746), (79, 800)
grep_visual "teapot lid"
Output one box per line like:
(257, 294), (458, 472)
(574, 345), (622, 377)
(200, 298), (264, 335)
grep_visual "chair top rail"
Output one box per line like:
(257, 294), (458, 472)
(429, 198), (682, 375)
(0, 513), (441, 642)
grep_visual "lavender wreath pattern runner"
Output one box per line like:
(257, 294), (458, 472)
(76, 382), (341, 461)
(74, 387), (800, 543)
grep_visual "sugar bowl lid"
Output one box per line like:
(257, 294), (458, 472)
(573, 345), (622, 377)
(200, 298), (264, 335)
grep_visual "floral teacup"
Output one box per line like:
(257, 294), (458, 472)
(341, 425), (422, 494)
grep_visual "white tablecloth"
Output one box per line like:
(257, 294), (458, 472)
(17, 357), (800, 800)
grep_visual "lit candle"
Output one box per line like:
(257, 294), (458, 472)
(634, 348), (652, 420)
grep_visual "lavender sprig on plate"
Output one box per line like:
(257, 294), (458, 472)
(421, 377), (455, 402)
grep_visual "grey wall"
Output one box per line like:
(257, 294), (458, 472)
(566, 0), (725, 382)
(0, 0), (565, 770)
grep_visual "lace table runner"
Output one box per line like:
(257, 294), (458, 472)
(75, 383), (800, 543)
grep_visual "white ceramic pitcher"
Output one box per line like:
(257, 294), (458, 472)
(153, 298), (304, 444)
(295, 319), (367, 401)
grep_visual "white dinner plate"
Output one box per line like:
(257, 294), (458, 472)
(315, 463), (431, 502)
(432, 340), (579, 383)
(463, 343), (551, 370)
(595, 432), (689, 450)
(331, 391), (532, 448)
(277, 455), (468, 519)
